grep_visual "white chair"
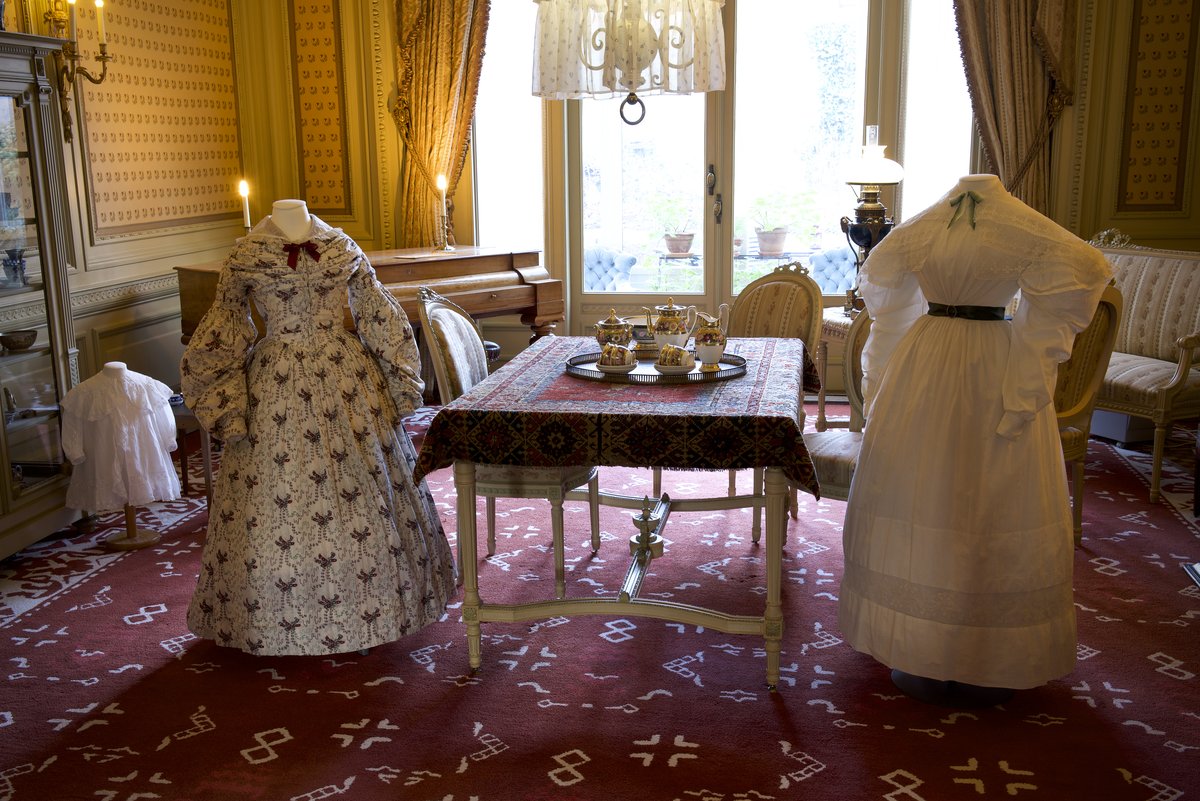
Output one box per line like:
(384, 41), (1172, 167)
(417, 287), (600, 599)
(803, 311), (871, 500)
(1055, 284), (1122, 544)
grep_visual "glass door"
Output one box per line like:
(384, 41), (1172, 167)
(730, 1), (867, 298)
(570, 0), (870, 330)
(0, 94), (64, 504)
(580, 93), (708, 297)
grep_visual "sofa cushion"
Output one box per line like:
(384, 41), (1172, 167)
(1101, 351), (1200, 408)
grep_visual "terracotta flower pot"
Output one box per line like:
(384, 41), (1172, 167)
(755, 227), (788, 256)
(663, 233), (695, 254)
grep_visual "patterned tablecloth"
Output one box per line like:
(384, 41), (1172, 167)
(414, 336), (821, 499)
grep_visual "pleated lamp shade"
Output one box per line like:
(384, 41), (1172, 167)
(532, 0), (727, 101)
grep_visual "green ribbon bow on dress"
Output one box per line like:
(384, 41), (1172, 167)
(947, 190), (983, 229)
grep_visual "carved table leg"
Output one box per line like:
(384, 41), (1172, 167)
(764, 466), (786, 690)
(455, 460), (482, 671)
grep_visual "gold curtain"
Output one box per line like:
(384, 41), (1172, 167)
(953, 0), (1076, 213)
(393, 0), (490, 247)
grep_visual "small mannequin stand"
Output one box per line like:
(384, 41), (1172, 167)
(106, 504), (162, 551)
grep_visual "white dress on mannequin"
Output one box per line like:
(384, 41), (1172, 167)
(60, 362), (181, 512)
(838, 175), (1112, 690)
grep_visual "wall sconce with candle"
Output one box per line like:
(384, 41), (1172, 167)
(45, 0), (113, 143)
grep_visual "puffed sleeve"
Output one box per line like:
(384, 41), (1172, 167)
(179, 261), (257, 442)
(996, 238), (1111, 439)
(347, 252), (425, 418)
(858, 224), (930, 418)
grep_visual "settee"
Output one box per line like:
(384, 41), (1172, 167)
(806, 247), (858, 295)
(583, 246), (637, 292)
(1095, 244), (1200, 501)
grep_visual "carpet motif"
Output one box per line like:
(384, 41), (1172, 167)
(0, 412), (1196, 800)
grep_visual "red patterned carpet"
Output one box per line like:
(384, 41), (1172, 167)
(0, 408), (1197, 801)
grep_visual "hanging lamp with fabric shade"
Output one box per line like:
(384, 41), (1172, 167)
(532, 0), (726, 124)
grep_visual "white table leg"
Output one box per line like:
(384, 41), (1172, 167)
(764, 466), (786, 690)
(455, 461), (482, 672)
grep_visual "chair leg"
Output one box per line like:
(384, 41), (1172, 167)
(486, 496), (497, 556)
(728, 469), (736, 497)
(751, 468), (763, 544)
(1071, 458), (1084, 545)
(551, 498), (566, 599)
(588, 474), (601, 554)
(1151, 424), (1167, 502)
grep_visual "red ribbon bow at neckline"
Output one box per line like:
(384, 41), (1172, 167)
(282, 241), (321, 269)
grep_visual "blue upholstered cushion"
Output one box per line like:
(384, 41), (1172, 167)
(584, 246), (637, 291)
(807, 247), (858, 294)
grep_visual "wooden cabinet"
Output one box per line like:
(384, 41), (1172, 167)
(0, 33), (80, 558)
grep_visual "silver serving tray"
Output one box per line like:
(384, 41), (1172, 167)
(565, 352), (747, 384)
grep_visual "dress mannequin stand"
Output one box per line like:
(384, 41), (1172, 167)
(60, 362), (181, 552)
(110, 504), (161, 551)
(890, 670), (1015, 708)
(270, 199), (312, 242)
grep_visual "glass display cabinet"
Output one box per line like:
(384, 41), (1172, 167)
(0, 33), (79, 558)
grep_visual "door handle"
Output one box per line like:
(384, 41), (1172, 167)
(707, 164), (716, 195)
(713, 193), (723, 224)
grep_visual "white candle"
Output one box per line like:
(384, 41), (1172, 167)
(436, 174), (448, 219)
(238, 180), (250, 227)
(67, 0), (77, 40)
(94, 0), (105, 45)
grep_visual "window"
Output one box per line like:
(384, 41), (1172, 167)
(473, 1), (544, 253)
(899, 0), (973, 217)
(475, 1), (973, 331)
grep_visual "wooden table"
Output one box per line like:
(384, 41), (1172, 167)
(414, 336), (821, 689)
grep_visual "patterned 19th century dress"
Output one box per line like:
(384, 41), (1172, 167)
(180, 215), (456, 656)
(838, 175), (1111, 689)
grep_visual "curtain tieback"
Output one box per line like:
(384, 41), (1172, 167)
(283, 241), (321, 269)
(927, 303), (1006, 321)
(947, 190), (983, 229)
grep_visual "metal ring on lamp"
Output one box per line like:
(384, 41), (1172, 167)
(620, 92), (646, 125)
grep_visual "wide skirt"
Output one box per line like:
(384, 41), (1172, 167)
(187, 329), (456, 656)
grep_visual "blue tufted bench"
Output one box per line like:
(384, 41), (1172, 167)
(806, 247), (858, 294)
(584, 246), (637, 291)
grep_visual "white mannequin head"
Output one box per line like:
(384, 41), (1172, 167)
(270, 199), (312, 242)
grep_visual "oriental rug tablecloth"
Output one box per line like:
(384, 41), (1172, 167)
(414, 336), (820, 498)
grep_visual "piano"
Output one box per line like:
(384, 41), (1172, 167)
(175, 246), (564, 345)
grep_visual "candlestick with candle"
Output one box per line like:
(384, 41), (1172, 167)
(68, 0), (77, 40)
(435, 174), (453, 251)
(435, 174), (448, 219)
(238, 180), (251, 229)
(94, 0), (105, 45)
